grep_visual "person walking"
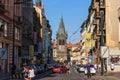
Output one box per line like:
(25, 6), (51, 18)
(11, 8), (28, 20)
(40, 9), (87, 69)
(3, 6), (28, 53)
(66, 63), (70, 74)
(110, 62), (115, 71)
(28, 67), (35, 80)
(86, 63), (91, 79)
(23, 67), (29, 80)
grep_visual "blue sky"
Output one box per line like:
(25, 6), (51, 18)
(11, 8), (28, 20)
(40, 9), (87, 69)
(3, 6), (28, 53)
(33, 0), (91, 43)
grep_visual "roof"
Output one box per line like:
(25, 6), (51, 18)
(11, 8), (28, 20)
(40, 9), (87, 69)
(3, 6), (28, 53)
(58, 17), (65, 34)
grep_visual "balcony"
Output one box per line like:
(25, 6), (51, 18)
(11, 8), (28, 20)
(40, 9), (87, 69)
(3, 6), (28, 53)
(93, 19), (97, 25)
(99, 1), (105, 9)
(14, 16), (22, 23)
(92, 3), (96, 10)
(93, 34), (97, 40)
(96, 12), (101, 19)
(0, 3), (6, 13)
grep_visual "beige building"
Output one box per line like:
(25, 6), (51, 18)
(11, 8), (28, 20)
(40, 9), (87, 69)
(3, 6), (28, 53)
(105, 0), (120, 47)
(80, 0), (120, 72)
(71, 44), (81, 64)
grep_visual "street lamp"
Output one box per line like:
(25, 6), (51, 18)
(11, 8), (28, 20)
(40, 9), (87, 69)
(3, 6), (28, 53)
(100, 11), (104, 76)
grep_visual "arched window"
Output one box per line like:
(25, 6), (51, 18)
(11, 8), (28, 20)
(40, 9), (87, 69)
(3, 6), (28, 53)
(59, 39), (61, 45)
(62, 40), (65, 45)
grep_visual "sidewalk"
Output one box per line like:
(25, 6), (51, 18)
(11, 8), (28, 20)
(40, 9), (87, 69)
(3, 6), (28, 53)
(92, 71), (120, 80)
(0, 73), (10, 80)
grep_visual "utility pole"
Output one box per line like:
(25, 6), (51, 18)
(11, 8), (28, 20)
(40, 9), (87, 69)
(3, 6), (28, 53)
(100, 11), (104, 76)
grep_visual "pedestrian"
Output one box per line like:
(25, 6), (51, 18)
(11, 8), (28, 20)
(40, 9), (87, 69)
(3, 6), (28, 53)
(94, 63), (98, 71)
(66, 63), (70, 74)
(23, 67), (29, 80)
(98, 62), (101, 71)
(86, 63), (91, 79)
(110, 62), (115, 71)
(28, 67), (35, 80)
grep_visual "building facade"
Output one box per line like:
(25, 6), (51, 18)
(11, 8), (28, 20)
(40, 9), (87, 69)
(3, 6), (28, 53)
(80, 0), (120, 72)
(0, 0), (22, 72)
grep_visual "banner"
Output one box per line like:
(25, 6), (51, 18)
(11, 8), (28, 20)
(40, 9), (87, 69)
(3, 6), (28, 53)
(0, 48), (7, 59)
(85, 33), (92, 48)
(29, 45), (34, 57)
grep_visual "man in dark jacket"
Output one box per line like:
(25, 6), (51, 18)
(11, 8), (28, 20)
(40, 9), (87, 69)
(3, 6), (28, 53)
(86, 63), (91, 79)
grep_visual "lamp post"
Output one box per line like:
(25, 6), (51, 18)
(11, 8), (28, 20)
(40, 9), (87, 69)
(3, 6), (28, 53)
(100, 11), (104, 76)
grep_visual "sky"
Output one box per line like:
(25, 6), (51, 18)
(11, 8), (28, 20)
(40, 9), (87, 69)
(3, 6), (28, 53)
(33, 0), (91, 43)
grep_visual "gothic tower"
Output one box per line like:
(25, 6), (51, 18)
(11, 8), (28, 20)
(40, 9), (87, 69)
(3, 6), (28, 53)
(56, 17), (68, 62)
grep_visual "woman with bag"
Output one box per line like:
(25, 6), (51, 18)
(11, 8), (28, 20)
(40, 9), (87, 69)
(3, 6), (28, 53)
(28, 67), (35, 80)
(23, 67), (29, 80)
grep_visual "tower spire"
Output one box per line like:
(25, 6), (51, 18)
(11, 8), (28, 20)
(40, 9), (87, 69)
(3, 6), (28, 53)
(36, 0), (42, 6)
(58, 16), (65, 34)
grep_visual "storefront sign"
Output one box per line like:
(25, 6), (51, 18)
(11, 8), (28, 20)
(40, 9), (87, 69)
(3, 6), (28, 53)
(0, 48), (7, 59)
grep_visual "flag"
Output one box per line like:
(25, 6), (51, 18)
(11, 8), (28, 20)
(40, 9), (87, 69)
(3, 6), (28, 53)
(85, 33), (92, 48)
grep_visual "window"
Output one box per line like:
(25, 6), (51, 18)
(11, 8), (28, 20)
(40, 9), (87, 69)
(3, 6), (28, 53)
(59, 39), (61, 45)
(15, 27), (20, 40)
(3, 22), (8, 37)
(62, 40), (65, 45)
(0, 42), (3, 48)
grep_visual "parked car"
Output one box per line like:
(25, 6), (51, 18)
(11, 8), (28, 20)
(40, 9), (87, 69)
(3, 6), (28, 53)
(77, 65), (85, 73)
(60, 66), (68, 73)
(52, 66), (61, 73)
(90, 65), (96, 75)
(52, 65), (68, 73)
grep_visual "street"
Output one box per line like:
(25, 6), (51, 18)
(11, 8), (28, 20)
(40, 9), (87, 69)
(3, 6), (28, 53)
(0, 66), (120, 80)
(34, 66), (120, 80)
(36, 67), (85, 80)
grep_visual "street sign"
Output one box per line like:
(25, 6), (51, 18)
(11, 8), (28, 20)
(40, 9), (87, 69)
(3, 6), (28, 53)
(101, 46), (109, 58)
(0, 48), (7, 59)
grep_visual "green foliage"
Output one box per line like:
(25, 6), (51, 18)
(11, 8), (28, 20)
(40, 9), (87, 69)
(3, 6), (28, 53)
(56, 60), (60, 64)
(64, 60), (68, 63)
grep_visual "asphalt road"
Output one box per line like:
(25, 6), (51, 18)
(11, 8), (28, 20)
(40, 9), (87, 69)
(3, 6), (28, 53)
(36, 66), (85, 80)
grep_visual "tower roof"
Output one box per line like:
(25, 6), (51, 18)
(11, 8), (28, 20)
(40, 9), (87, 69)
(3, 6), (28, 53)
(58, 17), (65, 34)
